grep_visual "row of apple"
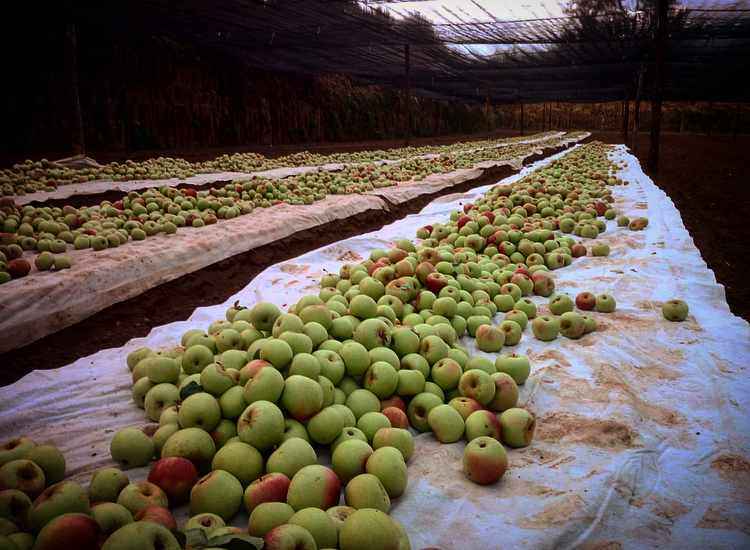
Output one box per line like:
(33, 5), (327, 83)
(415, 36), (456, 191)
(0, 132), (560, 197)
(0, 134), (580, 285)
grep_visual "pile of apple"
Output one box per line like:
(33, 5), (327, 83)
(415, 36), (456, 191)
(98, 141), (635, 549)
(0, 136), (588, 285)
(0, 133), (561, 198)
(0, 141), (692, 550)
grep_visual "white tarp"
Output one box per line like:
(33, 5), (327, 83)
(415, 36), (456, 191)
(2, 144), (747, 549)
(0, 136), (584, 354)
(15, 132), (567, 205)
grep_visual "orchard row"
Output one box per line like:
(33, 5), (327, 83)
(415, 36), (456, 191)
(0, 133), (580, 283)
(0, 132), (563, 197)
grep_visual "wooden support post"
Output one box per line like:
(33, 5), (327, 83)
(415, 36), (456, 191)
(519, 102), (524, 135)
(404, 44), (411, 145)
(65, 23), (85, 155)
(622, 96), (630, 145)
(648, 0), (668, 174)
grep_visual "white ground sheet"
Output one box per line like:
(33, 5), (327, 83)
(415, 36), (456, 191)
(2, 144), (747, 549)
(0, 136), (585, 354)
(15, 132), (566, 205)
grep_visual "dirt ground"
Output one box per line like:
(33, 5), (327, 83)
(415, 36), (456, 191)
(3, 131), (747, 384)
(592, 131), (750, 324)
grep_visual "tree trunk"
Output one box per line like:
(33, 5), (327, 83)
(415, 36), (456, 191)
(65, 23), (85, 155)
(648, 0), (668, 174)
(404, 44), (411, 145)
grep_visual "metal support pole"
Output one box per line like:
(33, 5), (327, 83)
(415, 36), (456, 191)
(648, 0), (668, 173)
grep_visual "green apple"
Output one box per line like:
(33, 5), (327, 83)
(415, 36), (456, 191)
(487, 372), (519, 411)
(178, 392), (221, 431)
(288, 507), (338, 549)
(190, 470), (243, 521)
(531, 315), (560, 341)
(499, 408), (536, 448)
(662, 299), (689, 321)
(237, 401), (285, 452)
(332, 439), (373, 485)
(30, 481), (90, 531)
(357, 412), (391, 442)
(266, 438), (317, 480)
(116, 481), (167, 515)
(25, 445), (65, 485)
(248, 501), (295, 537)
(243, 365), (285, 404)
(339, 509), (399, 550)
(306, 407), (346, 446)
(211, 442), (263, 486)
(365, 447), (407, 498)
(90, 502), (133, 536)
(0, 439), (35, 468)
(89, 468), (129, 503)
(110, 428), (154, 469)
(280, 376), (324, 422)
(340, 342), (370, 377)
(427, 404), (464, 443)
(407, 392), (443, 432)
(344, 473), (390, 513)
(286, 465), (341, 511)
(161, 427), (216, 469)
(100, 519), (180, 550)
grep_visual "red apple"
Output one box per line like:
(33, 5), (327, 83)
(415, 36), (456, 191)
(243, 473), (291, 513)
(571, 244), (587, 257)
(135, 506), (177, 530)
(147, 457), (199, 505)
(575, 292), (596, 311)
(424, 272), (450, 293)
(368, 258), (390, 276)
(414, 262), (435, 284)
(33, 513), (101, 550)
(380, 396), (406, 413)
(381, 407), (409, 429)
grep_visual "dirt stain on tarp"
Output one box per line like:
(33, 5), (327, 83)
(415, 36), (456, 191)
(536, 411), (639, 449)
(510, 446), (570, 469)
(711, 453), (750, 480)
(278, 263), (309, 274)
(502, 478), (567, 498)
(696, 504), (750, 535)
(529, 349), (572, 368)
(594, 363), (685, 428)
(519, 494), (589, 529)
(711, 453), (750, 501)
(536, 366), (609, 405)
(579, 542), (623, 550)
(630, 495), (690, 522)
